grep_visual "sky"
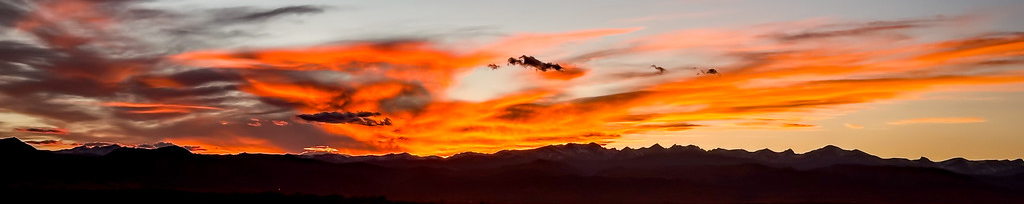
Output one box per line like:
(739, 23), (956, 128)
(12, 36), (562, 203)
(1, 0), (1023, 160)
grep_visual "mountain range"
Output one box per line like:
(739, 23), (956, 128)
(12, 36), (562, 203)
(306, 142), (1024, 176)
(3, 137), (1023, 204)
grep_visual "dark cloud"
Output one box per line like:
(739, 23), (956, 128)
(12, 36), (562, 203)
(783, 123), (817, 128)
(504, 55), (564, 72)
(13, 127), (68, 135)
(0, 2), (329, 106)
(0, 0), (370, 153)
(24, 140), (61, 145)
(135, 68), (246, 87)
(296, 111), (393, 126)
(495, 104), (544, 121)
(212, 5), (326, 24)
(0, 1), (29, 27)
(699, 68), (720, 76)
(651, 65), (666, 74)
(156, 5), (327, 40)
(128, 85), (239, 103)
(375, 82), (432, 113)
(0, 41), (61, 69)
(0, 0), (166, 125)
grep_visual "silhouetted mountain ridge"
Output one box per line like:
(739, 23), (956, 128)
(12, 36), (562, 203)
(28, 138), (1024, 176)
(5, 137), (1024, 204)
(0, 137), (36, 154)
(304, 142), (1024, 176)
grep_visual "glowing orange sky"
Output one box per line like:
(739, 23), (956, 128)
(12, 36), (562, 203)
(3, 0), (1024, 159)
(167, 24), (1024, 156)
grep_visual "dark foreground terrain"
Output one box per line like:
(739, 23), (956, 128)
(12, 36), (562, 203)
(3, 137), (1023, 204)
(1, 188), (431, 204)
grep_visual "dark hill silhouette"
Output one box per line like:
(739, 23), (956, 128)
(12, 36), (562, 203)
(3, 137), (1024, 204)
(0, 137), (35, 155)
(0, 188), (429, 204)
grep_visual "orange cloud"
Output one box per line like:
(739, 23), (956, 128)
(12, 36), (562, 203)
(138, 77), (185, 88)
(272, 120), (289, 126)
(102, 102), (224, 114)
(102, 102), (223, 110)
(302, 145), (338, 153)
(247, 118), (262, 127)
(888, 117), (987, 125)
(22, 139), (80, 150)
(24, 140), (62, 145)
(164, 136), (285, 155)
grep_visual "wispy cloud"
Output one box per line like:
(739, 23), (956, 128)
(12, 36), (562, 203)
(613, 11), (721, 23)
(844, 123), (864, 129)
(24, 139), (61, 145)
(14, 127), (68, 135)
(888, 117), (986, 125)
(103, 102), (224, 114)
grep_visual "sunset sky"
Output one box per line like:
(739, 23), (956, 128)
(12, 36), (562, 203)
(2, 0), (1023, 160)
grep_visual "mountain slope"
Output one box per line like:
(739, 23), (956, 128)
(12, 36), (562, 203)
(5, 138), (1023, 204)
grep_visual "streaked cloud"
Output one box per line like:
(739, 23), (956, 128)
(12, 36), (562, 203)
(844, 123), (864, 129)
(13, 127), (68, 135)
(103, 102), (224, 114)
(303, 145), (338, 153)
(24, 139), (62, 145)
(888, 117), (987, 125)
(612, 11), (720, 23)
